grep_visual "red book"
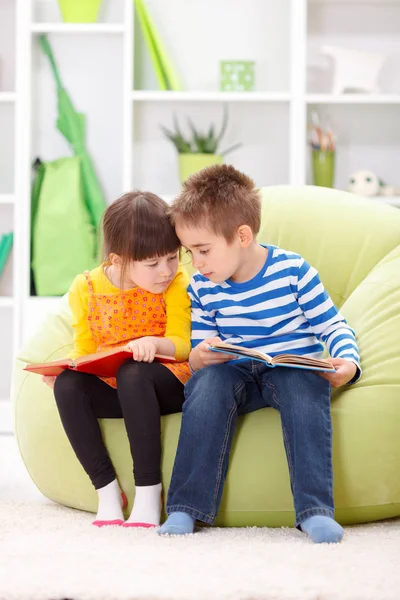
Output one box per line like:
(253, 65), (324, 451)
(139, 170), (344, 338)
(24, 345), (176, 378)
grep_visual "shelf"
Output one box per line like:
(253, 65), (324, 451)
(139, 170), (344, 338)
(0, 195), (15, 205)
(0, 297), (14, 308)
(27, 296), (63, 304)
(379, 196), (400, 207)
(309, 0), (400, 3)
(307, 94), (400, 104)
(31, 23), (125, 34)
(0, 92), (16, 103)
(131, 91), (291, 103)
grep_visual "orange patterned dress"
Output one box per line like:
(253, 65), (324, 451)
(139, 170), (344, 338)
(84, 271), (192, 388)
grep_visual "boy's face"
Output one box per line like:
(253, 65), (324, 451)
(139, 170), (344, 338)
(176, 223), (243, 283)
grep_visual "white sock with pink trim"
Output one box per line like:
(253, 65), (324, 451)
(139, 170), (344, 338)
(123, 483), (162, 528)
(93, 479), (126, 527)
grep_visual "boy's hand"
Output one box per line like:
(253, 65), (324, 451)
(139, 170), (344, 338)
(319, 358), (358, 388)
(42, 375), (57, 389)
(127, 338), (158, 362)
(189, 337), (238, 371)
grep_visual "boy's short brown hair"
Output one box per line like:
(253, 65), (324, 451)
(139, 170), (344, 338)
(169, 164), (261, 242)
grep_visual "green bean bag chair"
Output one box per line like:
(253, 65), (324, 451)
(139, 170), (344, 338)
(12, 186), (400, 526)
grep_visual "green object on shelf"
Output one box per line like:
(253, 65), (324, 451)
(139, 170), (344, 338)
(39, 35), (106, 235)
(31, 157), (97, 296)
(0, 232), (13, 278)
(134, 0), (182, 91)
(312, 150), (335, 188)
(178, 153), (223, 184)
(57, 0), (102, 23)
(220, 61), (255, 92)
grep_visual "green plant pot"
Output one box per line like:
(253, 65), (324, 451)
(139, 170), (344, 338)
(178, 154), (223, 184)
(312, 150), (335, 188)
(57, 0), (102, 23)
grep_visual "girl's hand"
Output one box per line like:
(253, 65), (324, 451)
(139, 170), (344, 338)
(42, 375), (57, 389)
(127, 338), (158, 362)
(189, 337), (238, 371)
(319, 358), (358, 388)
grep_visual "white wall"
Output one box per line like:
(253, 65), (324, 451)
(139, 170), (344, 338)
(31, 33), (124, 203)
(132, 101), (290, 195)
(134, 0), (290, 93)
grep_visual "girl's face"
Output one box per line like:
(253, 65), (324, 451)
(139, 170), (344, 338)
(111, 251), (180, 293)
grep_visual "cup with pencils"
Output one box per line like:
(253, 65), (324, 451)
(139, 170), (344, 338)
(309, 111), (336, 188)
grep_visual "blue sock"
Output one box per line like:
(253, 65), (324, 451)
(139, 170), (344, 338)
(158, 512), (196, 536)
(300, 515), (344, 544)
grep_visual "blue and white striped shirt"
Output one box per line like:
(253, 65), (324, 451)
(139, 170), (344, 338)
(188, 245), (360, 374)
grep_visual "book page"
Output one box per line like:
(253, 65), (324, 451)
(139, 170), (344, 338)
(210, 342), (272, 363)
(271, 354), (333, 369)
(24, 357), (73, 376)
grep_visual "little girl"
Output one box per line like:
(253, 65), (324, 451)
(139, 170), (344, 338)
(44, 191), (191, 528)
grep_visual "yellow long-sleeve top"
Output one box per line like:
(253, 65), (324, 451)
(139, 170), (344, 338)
(67, 264), (191, 364)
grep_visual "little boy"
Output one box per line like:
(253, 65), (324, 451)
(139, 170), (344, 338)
(159, 165), (360, 543)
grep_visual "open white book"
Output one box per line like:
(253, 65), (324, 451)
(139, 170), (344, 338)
(209, 342), (335, 373)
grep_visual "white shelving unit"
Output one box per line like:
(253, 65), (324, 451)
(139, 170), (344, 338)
(0, 0), (19, 430)
(306, 94), (400, 104)
(1, 0), (399, 427)
(30, 23), (126, 33)
(0, 91), (17, 102)
(0, 194), (15, 204)
(131, 91), (292, 102)
(383, 196), (400, 207)
(307, 0), (400, 189)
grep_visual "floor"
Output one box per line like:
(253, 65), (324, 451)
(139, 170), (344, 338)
(0, 433), (45, 503)
(2, 434), (400, 600)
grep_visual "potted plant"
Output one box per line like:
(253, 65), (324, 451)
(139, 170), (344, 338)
(161, 108), (241, 183)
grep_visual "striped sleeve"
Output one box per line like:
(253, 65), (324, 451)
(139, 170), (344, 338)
(188, 277), (219, 348)
(295, 258), (361, 381)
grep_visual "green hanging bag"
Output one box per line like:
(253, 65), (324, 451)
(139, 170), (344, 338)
(31, 156), (97, 296)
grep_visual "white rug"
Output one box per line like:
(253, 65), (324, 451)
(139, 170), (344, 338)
(1, 437), (400, 600)
(1, 501), (400, 600)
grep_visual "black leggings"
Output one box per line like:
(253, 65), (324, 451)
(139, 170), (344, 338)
(54, 361), (185, 489)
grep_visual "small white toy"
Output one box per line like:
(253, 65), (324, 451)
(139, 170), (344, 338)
(348, 170), (400, 197)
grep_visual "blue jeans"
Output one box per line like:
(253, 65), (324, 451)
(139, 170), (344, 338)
(166, 360), (334, 527)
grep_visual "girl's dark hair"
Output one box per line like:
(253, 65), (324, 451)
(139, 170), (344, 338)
(102, 191), (180, 280)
